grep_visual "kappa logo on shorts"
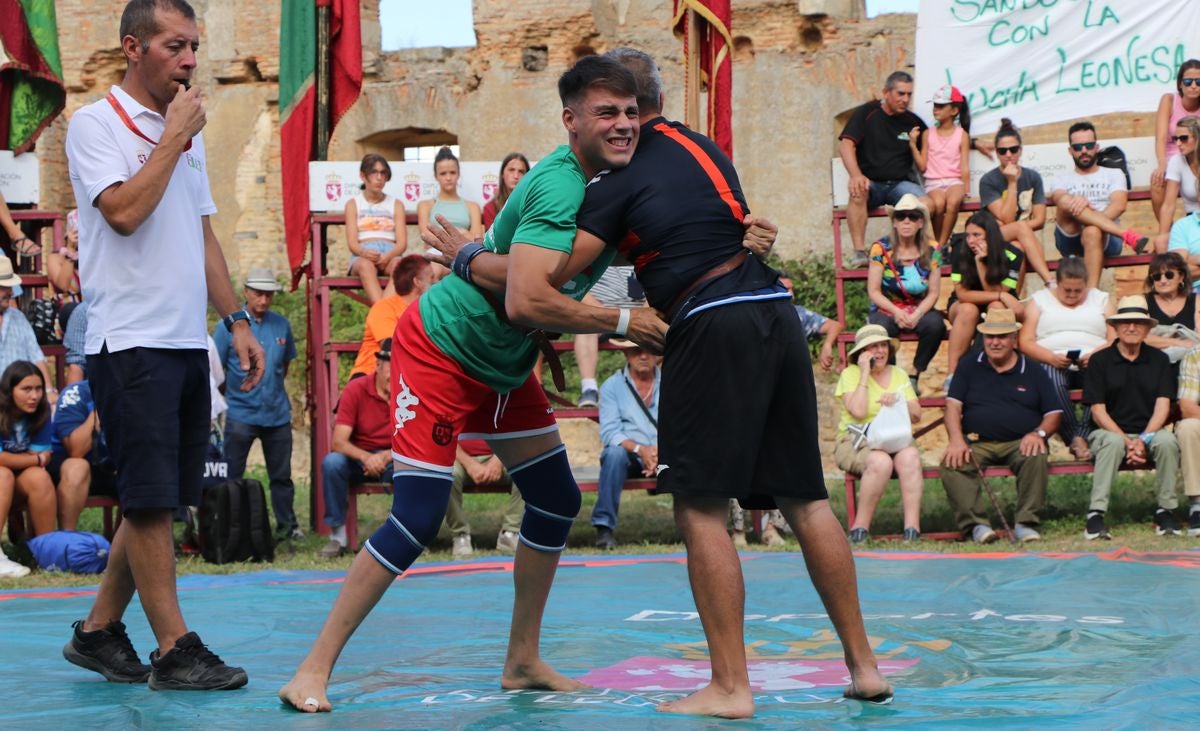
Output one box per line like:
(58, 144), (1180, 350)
(394, 374), (420, 431)
(432, 418), (453, 447)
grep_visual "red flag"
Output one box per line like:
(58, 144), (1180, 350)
(673, 0), (733, 159)
(280, 0), (362, 274)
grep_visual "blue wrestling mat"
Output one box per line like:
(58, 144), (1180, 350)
(4, 550), (1199, 729)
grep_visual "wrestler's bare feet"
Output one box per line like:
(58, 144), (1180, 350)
(279, 671), (333, 713)
(656, 683), (755, 718)
(501, 659), (589, 692)
(843, 665), (894, 704)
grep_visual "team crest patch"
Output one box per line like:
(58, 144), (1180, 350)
(394, 374), (419, 431)
(432, 419), (453, 446)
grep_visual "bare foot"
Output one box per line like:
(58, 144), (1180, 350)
(656, 683), (755, 718)
(279, 670), (333, 713)
(501, 659), (589, 691)
(843, 666), (894, 704)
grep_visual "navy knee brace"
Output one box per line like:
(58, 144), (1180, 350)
(509, 445), (581, 552)
(364, 469), (452, 575)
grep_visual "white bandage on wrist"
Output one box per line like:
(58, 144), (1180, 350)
(615, 308), (631, 336)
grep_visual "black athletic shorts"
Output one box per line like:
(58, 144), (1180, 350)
(656, 298), (827, 508)
(87, 346), (210, 512)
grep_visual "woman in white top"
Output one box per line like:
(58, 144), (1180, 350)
(1156, 116), (1200, 251)
(1018, 257), (1115, 460)
(345, 153), (408, 304)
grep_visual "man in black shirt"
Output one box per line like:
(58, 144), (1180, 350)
(838, 71), (930, 268)
(1084, 295), (1181, 539)
(941, 309), (1061, 543)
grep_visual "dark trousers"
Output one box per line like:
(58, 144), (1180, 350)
(868, 309), (947, 373)
(223, 418), (297, 533)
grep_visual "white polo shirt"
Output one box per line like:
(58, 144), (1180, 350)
(66, 85), (214, 354)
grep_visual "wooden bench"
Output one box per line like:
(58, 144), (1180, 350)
(8, 495), (122, 543)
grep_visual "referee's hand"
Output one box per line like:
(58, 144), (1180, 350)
(233, 325), (266, 391)
(626, 308), (668, 355)
(741, 215), (778, 260)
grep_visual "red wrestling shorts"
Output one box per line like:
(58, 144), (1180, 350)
(390, 305), (558, 471)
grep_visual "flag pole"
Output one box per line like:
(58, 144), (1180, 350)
(315, 0), (330, 160)
(685, 9), (700, 132)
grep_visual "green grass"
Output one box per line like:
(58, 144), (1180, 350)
(3, 467), (1193, 590)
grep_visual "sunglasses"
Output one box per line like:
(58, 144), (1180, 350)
(1151, 270), (1179, 282)
(1172, 134), (1193, 144)
(1070, 141), (1098, 152)
(1183, 78), (1200, 87)
(893, 211), (924, 222)
(997, 145), (1021, 155)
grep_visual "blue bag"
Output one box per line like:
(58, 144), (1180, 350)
(27, 531), (111, 573)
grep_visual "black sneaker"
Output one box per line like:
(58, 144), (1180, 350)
(1189, 510), (1200, 538)
(1154, 509), (1181, 537)
(594, 527), (616, 551)
(1084, 512), (1111, 541)
(148, 632), (248, 690)
(63, 619), (152, 683)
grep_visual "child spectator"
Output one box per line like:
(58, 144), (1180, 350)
(417, 147), (482, 242)
(345, 153), (408, 304)
(866, 194), (947, 394)
(912, 85), (970, 248)
(0, 361), (56, 552)
(481, 153), (530, 230)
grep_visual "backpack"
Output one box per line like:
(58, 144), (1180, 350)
(27, 531), (110, 573)
(1097, 145), (1131, 189)
(24, 298), (61, 344)
(198, 478), (274, 564)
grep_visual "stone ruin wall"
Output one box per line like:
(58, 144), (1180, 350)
(33, 0), (1161, 474)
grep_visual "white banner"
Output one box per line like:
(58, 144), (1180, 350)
(309, 160), (524, 213)
(0, 151), (39, 204)
(915, 0), (1200, 133)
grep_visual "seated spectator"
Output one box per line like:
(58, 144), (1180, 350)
(0, 189), (39, 257)
(443, 438), (524, 557)
(1151, 60), (1200, 247)
(866, 194), (947, 394)
(46, 209), (82, 325)
(835, 324), (923, 543)
(320, 339), (395, 558)
(979, 119), (1047, 239)
(0, 361), (57, 540)
(349, 254), (432, 379)
(1048, 121), (1149, 289)
(1173, 347), (1200, 535)
(345, 153), (408, 304)
(913, 84), (970, 248)
(575, 267), (647, 407)
(946, 211), (1036, 389)
(0, 259), (55, 397)
(1143, 252), (1200, 362)
(417, 146), (482, 248)
(593, 339), (660, 550)
(781, 276), (843, 371)
(1154, 116), (1200, 252)
(1017, 257), (1115, 460)
(49, 380), (116, 531)
(941, 309), (1061, 543)
(838, 70), (930, 269)
(481, 153), (530, 230)
(61, 300), (87, 385)
(1084, 296), (1181, 539)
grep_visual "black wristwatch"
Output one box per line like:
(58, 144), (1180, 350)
(223, 310), (251, 331)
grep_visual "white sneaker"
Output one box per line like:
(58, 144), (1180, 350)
(1014, 523), (1041, 543)
(971, 524), (998, 544)
(452, 534), (474, 558)
(0, 556), (31, 578)
(495, 531), (518, 554)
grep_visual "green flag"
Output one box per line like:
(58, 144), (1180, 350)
(0, 0), (66, 153)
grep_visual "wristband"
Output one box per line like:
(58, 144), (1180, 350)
(222, 309), (250, 331)
(615, 307), (631, 336)
(1140, 431), (1155, 445)
(452, 242), (486, 283)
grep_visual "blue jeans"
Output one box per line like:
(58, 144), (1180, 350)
(592, 444), (644, 530)
(322, 451), (394, 528)
(867, 179), (926, 209)
(224, 418), (296, 533)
